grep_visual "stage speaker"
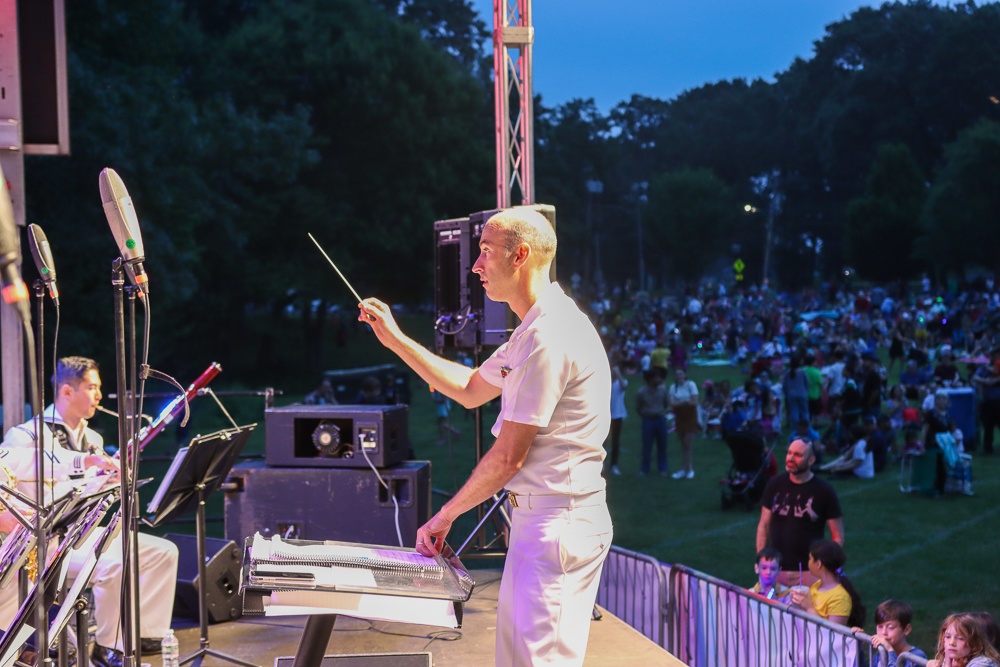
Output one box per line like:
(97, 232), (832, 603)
(223, 460), (431, 547)
(164, 533), (243, 624)
(434, 204), (555, 352)
(265, 404), (409, 468)
(275, 654), (430, 667)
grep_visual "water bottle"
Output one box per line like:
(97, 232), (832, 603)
(161, 629), (179, 667)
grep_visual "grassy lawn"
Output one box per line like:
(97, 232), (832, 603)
(133, 312), (998, 652)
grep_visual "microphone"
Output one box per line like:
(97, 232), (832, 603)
(0, 162), (30, 323)
(98, 168), (149, 295)
(27, 224), (59, 305)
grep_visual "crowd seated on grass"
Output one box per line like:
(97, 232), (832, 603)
(591, 275), (997, 497)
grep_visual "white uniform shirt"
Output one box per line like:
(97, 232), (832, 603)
(479, 282), (611, 496)
(1, 405), (106, 499)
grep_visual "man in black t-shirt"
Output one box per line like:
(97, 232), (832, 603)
(756, 439), (844, 587)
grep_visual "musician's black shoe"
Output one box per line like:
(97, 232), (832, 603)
(140, 637), (163, 655)
(91, 645), (124, 667)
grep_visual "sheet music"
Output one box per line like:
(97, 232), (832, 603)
(242, 534), (475, 628)
(0, 624), (34, 667)
(51, 473), (118, 504)
(249, 562), (376, 589)
(263, 589), (460, 627)
(251, 533), (444, 574)
(146, 445), (188, 514)
(0, 524), (35, 590)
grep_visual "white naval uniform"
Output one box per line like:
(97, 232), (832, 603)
(0, 406), (178, 651)
(479, 282), (614, 667)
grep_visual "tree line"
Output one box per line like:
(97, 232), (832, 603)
(21, 0), (1000, 383)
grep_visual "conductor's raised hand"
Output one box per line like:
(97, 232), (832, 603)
(415, 512), (453, 558)
(358, 298), (404, 348)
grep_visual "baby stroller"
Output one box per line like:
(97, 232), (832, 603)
(720, 428), (776, 510)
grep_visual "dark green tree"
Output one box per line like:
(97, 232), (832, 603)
(768, 1), (1000, 280)
(24, 0), (493, 385)
(918, 119), (1000, 275)
(644, 168), (736, 285)
(534, 97), (614, 285)
(844, 142), (926, 281)
(371, 0), (490, 72)
(218, 0), (493, 304)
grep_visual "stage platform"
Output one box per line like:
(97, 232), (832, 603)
(167, 569), (685, 666)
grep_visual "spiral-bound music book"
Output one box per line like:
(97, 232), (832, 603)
(240, 533), (475, 628)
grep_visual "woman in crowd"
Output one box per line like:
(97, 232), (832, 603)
(669, 367), (699, 479)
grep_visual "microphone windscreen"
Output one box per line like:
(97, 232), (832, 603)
(27, 223), (57, 283)
(99, 168), (145, 263)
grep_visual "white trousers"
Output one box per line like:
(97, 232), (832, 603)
(495, 499), (613, 667)
(0, 531), (178, 651)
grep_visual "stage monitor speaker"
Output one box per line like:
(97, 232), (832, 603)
(163, 533), (243, 624)
(275, 654), (430, 667)
(223, 460), (431, 547)
(433, 204), (556, 352)
(265, 404), (409, 468)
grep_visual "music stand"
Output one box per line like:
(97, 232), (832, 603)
(145, 425), (257, 667)
(0, 487), (119, 667)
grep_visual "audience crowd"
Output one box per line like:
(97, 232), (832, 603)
(590, 275), (1000, 663)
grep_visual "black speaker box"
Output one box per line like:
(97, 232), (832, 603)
(223, 460), (431, 547)
(275, 654), (430, 667)
(163, 533), (243, 624)
(265, 404), (409, 468)
(434, 204), (555, 352)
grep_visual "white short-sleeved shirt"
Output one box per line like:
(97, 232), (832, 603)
(610, 377), (628, 420)
(851, 439), (875, 479)
(669, 380), (698, 404)
(479, 282), (611, 496)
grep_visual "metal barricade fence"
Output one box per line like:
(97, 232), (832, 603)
(668, 563), (868, 666)
(595, 545), (668, 647)
(897, 650), (930, 666)
(596, 550), (918, 667)
(851, 630), (933, 667)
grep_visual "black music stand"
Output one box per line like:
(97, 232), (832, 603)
(145, 425), (257, 667)
(0, 486), (119, 667)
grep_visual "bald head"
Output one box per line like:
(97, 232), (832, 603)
(485, 207), (557, 268)
(785, 438), (815, 477)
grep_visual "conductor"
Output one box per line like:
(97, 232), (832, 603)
(358, 207), (613, 666)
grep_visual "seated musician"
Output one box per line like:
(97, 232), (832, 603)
(0, 357), (178, 667)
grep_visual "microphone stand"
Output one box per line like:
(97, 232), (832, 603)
(32, 280), (52, 667)
(126, 285), (143, 655)
(456, 340), (510, 559)
(112, 259), (141, 667)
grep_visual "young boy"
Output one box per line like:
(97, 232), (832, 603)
(747, 547), (789, 601)
(859, 599), (927, 666)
